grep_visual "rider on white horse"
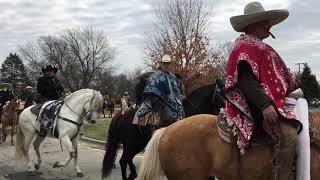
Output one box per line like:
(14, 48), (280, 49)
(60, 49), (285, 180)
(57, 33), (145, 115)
(31, 65), (64, 136)
(16, 89), (103, 177)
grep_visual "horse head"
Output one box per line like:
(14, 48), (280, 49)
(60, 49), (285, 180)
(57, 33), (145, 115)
(84, 90), (103, 124)
(13, 98), (21, 111)
(183, 83), (225, 117)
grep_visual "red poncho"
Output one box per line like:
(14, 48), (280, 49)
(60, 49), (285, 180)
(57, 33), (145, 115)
(224, 34), (298, 151)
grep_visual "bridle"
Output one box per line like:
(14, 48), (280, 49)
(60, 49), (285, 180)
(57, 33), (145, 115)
(58, 90), (100, 140)
(184, 84), (220, 115)
(63, 90), (99, 119)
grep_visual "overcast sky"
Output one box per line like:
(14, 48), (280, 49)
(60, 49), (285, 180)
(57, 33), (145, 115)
(0, 0), (319, 78)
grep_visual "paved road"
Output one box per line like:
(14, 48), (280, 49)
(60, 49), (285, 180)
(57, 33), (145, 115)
(0, 137), (143, 180)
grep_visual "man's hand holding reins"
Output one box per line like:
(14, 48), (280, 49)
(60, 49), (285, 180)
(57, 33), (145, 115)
(263, 105), (278, 124)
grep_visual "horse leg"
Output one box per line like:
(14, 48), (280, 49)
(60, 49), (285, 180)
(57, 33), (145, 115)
(33, 135), (45, 171)
(53, 136), (74, 168)
(127, 152), (137, 180)
(119, 150), (129, 180)
(23, 131), (36, 174)
(10, 123), (14, 145)
(2, 124), (7, 142)
(109, 108), (113, 117)
(71, 138), (84, 177)
(0, 124), (3, 143)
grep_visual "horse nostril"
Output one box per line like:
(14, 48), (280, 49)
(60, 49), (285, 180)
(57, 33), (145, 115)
(91, 120), (96, 124)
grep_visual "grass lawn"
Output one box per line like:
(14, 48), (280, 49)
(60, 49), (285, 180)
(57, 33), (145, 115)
(84, 120), (111, 141)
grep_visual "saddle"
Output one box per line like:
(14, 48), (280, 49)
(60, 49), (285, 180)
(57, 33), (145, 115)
(30, 104), (42, 115)
(217, 110), (320, 148)
(132, 111), (161, 126)
(35, 100), (63, 137)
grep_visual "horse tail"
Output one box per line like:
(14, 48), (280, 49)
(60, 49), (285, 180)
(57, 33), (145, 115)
(15, 125), (25, 163)
(138, 127), (166, 180)
(101, 114), (121, 178)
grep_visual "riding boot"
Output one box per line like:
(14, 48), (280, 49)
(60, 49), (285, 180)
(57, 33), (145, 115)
(276, 120), (298, 180)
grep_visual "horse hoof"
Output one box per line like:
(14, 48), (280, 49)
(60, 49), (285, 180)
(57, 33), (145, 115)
(27, 171), (36, 176)
(53, 161), (60, 168)
(35, 164), (40, 170)
(11, 142), (14, 146)
(76, 172), (84, 177)
(128, 174), (137, 180)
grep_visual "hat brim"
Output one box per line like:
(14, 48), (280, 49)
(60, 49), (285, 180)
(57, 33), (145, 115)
(42, 67), (58, 73)
(159, 60), (172, 63)
(138, 71), (155, 78)
(230, 9), (289, 32)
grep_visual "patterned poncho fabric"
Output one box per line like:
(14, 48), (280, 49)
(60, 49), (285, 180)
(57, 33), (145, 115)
(136, 69), (183, 123)
(225, 34), (298, 151)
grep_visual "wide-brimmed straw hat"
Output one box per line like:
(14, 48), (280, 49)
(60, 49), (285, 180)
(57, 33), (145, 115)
(230, 2), (289, 32)
(42, 65), (58, 73)
(159, 55), (172, 63)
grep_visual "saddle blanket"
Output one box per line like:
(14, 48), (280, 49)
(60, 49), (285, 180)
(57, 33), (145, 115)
(38, 100), (63, 136)
(132, 111), (160, 126)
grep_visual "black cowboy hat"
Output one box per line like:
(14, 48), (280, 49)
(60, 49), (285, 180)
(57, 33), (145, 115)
(42, 65), (58, 73)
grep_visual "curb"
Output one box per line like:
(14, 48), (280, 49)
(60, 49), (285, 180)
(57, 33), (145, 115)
(80, 136), (106, 150)
(80, 136), (145, 155)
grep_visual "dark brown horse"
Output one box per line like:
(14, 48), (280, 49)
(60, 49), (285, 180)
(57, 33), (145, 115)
(101, 84), (224, 180)
(1, 97), (20, 145)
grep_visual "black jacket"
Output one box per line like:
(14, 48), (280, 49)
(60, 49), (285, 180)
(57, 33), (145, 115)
(37, 76), (64, 100)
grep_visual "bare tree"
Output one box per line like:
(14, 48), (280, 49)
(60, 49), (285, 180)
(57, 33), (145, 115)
(145, 0), (222, 94)
(19, 27), (115, 91)
(214, 41), (233, 81)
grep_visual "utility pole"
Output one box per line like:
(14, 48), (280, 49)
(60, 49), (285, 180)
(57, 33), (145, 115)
(295, 62), (307, 78)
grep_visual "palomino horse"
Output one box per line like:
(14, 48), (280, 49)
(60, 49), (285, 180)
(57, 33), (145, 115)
(139, 112), (320, 180)
(0, 97), (20, 145)
(102, 83), (224, 180)
(15, 89), (103, 177)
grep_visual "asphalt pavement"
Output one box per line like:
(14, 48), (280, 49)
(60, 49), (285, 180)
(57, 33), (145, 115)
(0, 137), (143, 180)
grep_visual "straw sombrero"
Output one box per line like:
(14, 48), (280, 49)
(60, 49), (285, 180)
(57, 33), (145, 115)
(230, 2), (289, 32)
(160, 55), (172, 63)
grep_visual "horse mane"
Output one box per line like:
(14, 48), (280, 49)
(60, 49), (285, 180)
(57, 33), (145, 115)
(64, 89), (101, 102)
(186, 84), (215, 102)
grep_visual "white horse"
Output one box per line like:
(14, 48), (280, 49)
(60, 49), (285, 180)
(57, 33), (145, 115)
(15, 89), (103, 177)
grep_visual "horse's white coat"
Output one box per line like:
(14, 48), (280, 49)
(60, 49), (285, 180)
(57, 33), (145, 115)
(15, 89), (103, 176)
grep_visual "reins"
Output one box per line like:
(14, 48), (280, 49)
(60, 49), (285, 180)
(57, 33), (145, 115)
(59, 90), (98, 141)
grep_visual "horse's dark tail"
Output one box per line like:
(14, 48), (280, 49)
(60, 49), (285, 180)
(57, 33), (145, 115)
(101, 111), (122, 178)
